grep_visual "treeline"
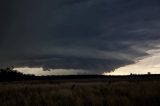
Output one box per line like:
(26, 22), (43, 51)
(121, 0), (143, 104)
(0, 67), (35, 81)
(1, 67), (160, 81)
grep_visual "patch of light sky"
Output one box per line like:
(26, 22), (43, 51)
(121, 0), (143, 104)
(103, 47), (160, 75)
(14, 67), (90, 76)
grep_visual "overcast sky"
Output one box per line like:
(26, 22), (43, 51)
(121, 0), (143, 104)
(1, 0), (160, 75)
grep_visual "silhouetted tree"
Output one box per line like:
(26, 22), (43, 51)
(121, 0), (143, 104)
(148, 72), (151, 75)
(0, 67), (35, 81)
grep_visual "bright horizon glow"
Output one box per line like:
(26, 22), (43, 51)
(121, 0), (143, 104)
(14, 67), (89, 76)
(103, 48), (160, 75)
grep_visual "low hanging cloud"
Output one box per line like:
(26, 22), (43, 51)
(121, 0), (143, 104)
(1, 0), (160, 74)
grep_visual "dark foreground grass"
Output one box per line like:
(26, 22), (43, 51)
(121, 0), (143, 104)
(0, 81), (160, 106)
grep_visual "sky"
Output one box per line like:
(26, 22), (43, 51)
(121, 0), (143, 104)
(104, 47), (160, 75)
(1, 0), (160, 75)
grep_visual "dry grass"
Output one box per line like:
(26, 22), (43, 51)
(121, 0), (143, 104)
(0, 81), (160, 106)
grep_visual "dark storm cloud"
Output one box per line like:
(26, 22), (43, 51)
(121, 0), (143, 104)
(1, 0), (160, 74)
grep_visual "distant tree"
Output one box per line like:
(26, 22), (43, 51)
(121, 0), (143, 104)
(148, 72), (151, 75)
(0, 67), (35, 81)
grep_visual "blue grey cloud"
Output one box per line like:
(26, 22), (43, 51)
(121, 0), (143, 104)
(1, 0), (160, 74)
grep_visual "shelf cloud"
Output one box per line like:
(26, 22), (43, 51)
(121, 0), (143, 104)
(1, 0), (160, 74)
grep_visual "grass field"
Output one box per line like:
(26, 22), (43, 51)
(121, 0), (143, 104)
(0, 80), (160, 106)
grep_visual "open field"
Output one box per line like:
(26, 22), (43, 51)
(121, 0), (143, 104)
(0, 80), (160, 106)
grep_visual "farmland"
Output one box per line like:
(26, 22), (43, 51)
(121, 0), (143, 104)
(0, 79), (160, 106)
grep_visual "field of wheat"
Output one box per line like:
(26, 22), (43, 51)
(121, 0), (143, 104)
(0, 81), (160, 106)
